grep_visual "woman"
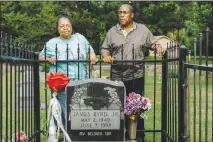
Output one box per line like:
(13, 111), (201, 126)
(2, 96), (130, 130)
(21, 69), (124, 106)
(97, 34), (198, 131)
(39, 16), (97, 129)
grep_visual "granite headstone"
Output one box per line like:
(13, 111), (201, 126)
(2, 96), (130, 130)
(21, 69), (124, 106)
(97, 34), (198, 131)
(66, 78), (125, 141)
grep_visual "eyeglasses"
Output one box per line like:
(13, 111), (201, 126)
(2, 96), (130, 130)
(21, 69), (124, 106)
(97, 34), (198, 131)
(58, 24), (71, 29)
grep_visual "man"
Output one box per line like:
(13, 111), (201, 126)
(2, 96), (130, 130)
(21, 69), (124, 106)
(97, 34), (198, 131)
(100, 4), (163, 141)
(39, 16), (97, 129)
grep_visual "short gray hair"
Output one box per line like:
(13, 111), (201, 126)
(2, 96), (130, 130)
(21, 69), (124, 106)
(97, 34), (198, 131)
(119, 4), (133, 13)
(56, 16), (72, 36)
(58, 16), (71, 25)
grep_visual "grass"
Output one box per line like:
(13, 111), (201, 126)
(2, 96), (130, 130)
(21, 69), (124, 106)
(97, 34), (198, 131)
(187, 69), (213, 142)
(186, 56), (213, 65)
(1, 64), (212, 142)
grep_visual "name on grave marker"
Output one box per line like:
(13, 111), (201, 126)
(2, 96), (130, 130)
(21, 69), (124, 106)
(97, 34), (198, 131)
(71, 110), (120, 130)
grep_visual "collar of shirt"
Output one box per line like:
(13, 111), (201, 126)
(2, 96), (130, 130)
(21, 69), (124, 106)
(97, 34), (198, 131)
(116, 22), (137, 31)
(116, 22), (136, 37)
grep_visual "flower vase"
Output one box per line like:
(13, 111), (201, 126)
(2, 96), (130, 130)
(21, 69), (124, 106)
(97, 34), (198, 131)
(128, 116), (138, 141)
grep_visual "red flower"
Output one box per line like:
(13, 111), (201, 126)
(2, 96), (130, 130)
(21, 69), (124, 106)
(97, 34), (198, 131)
(46, 72), (70, 92)
(15, 131), (27, 142)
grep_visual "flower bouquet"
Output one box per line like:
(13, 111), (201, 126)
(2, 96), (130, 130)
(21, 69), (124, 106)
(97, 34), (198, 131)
(10, 131), (27, 142)
(46, 72), (72, 142)
(124, 92), (151, 120)
(124, 92), (151, 140)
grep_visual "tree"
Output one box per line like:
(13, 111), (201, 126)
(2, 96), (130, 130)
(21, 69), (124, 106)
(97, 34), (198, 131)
(1, 1), (212, 55)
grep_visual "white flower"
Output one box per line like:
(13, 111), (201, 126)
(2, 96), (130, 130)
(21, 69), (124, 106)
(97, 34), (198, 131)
(147, 103), (152, 110)
(140, 113), (147, 119)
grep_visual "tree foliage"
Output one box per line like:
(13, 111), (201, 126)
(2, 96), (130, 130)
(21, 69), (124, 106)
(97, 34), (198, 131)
(1, 1), (212, 53)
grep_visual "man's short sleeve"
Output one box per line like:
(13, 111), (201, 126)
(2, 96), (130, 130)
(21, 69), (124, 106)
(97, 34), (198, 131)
(146, 30), (157, 47)
(100, 31), (111, 54)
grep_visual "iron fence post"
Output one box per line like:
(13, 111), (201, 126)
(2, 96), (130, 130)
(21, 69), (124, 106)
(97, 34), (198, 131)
(178, 45), (187, 142)
(34, 54), (40, 141)
(186, 49), (191, 142)
(161, 51), (168, 142)
(205, 27), (209, 142)
(0, 32), (2, 142)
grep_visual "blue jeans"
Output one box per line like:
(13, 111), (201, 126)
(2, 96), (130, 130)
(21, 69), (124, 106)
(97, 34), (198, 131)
(51, 90), (67, 130)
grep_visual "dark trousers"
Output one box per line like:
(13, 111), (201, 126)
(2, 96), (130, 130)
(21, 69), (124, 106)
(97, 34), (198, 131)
(123, 77), (145, 141)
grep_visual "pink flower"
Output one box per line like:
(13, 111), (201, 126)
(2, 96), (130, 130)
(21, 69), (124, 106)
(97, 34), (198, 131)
(124, 92), (151, 118)
(15, 131), (27, 142)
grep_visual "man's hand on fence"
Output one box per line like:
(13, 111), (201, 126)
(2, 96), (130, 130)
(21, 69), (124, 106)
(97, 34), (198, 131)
(103, 55), (114, 63)
(156, 47), (166, 56)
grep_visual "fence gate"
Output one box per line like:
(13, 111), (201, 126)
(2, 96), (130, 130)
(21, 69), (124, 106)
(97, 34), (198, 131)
(177, 28), (213, 142)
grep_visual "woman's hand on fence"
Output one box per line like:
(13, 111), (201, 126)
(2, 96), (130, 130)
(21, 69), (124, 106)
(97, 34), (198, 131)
(46, 58), (56, 65)
(90, 54), (98, 65)
(40, 57), (56, 65)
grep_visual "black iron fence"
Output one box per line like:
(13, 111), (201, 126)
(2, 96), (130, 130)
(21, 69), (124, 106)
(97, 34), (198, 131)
(161, 43), (180, 142)
(0, 28), (212, 142)
(0, 31), (40, 142)
(178, 28), (213, 142)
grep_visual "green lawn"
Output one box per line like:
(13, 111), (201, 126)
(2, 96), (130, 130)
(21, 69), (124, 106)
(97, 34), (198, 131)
(187, 69), (213, 142)
(1, 65), (212, 142)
